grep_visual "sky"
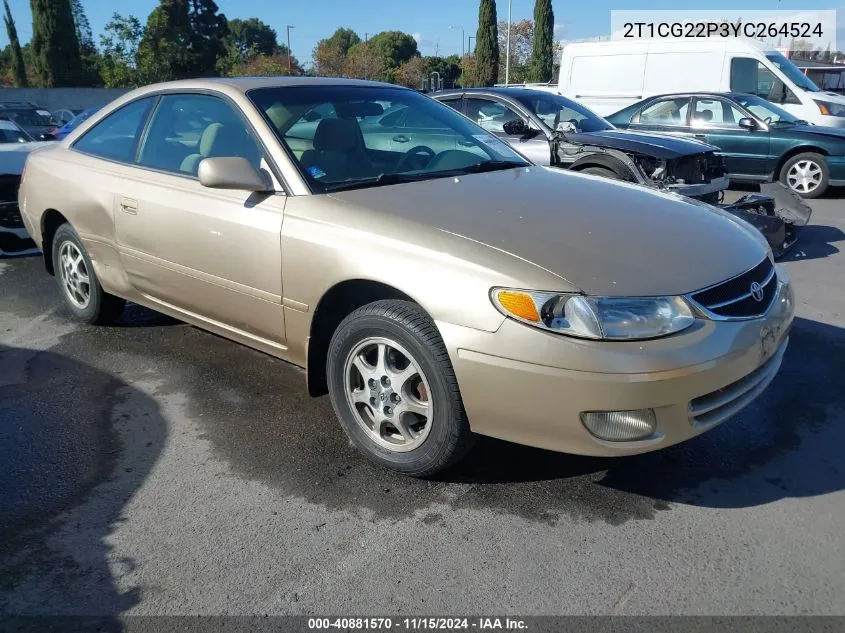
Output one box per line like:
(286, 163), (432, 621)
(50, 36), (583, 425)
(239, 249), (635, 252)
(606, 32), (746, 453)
(1, 0), (842, 67)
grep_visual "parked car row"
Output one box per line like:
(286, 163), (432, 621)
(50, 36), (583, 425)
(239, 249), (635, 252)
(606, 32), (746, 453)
(430, 87), (812, 257)
(17, 77), (794, 476)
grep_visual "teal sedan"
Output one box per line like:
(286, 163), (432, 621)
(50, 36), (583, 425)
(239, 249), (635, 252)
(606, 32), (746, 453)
(607, 92), (845, 199)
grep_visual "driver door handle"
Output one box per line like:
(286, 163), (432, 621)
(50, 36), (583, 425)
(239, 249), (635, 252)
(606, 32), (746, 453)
(392, 135), (410, 143)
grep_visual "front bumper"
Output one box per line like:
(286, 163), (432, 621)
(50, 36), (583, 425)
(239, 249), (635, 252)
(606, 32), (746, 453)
(667, 175), (730, 199)
(438, 272), (794, 456)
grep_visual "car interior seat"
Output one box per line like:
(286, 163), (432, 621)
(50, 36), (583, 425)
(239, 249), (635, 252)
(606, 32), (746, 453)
(180, 122), (261, 175)
(299, 118), (374, 181)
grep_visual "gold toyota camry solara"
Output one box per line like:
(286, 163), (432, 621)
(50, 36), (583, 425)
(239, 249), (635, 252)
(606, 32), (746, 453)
(18, 78), (794, 476)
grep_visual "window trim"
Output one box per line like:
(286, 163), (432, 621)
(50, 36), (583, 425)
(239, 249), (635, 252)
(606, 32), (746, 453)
(71, 88), (290, 195)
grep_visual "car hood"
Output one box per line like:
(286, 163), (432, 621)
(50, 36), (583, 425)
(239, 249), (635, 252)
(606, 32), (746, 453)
(562, 129), (717, 159)
(784, 124), (845, 142)
(328, 166), (767, 297)
(0, 141), (57, 175)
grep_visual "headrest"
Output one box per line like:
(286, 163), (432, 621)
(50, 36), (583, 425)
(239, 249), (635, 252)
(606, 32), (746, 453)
(695, 110), (714, 122)
(314, 118), (360, 152)
(200, 122), (225, 155)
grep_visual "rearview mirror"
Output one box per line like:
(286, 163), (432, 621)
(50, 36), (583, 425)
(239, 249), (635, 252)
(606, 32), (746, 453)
(198, 157), (271, 192)
(738, 117), (758, 131)
(502, 119), (529, 136)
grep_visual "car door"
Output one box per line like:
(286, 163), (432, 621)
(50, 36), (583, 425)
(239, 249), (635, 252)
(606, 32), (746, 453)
(113, 92), (286, 346)
(462, 96), (551, 165)
(689, 97), (770, 178)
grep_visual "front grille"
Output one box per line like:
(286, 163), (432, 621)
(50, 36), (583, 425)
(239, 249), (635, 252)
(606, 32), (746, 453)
(689, 338), (788, 428)
(671, 152), (726, 183)
(689, 257), (776, 319)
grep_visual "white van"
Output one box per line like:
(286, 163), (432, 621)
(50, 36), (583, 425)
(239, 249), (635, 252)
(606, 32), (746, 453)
(558, 38), (845, 126)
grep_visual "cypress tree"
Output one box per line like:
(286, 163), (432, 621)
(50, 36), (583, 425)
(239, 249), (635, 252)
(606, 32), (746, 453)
(3, 0), (27, 86)
(528, 0), (554, 82)
(30, 0), (82, 86)
(474, 0), (499, 86)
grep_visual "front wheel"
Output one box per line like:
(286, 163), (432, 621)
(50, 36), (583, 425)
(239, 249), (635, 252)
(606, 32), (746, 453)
(326, 300), (475, 477)
(779, 152), (828, 199)
(52, 223), (125, 324)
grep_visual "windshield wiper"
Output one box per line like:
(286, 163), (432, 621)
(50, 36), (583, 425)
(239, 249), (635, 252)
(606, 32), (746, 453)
(457, 160), (527, 174)
(321, 172), (429, 193)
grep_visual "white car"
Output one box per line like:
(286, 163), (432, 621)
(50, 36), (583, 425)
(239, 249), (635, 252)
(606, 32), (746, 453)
(0, 119), (55, 256)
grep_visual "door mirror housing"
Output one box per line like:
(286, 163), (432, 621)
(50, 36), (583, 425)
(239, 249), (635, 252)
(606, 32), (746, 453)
(502, 119), (529, 136)
(556, 121), (577, 134)
(198, 157), (271, 192)
(737, 117), (758, 131)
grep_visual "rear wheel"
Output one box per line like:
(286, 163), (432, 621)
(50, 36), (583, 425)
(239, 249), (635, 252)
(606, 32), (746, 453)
(581, 166), (621, 180)
(52, 223), (125, 324)
(326, 300), (475, 477)
(779, 152), (828, 199)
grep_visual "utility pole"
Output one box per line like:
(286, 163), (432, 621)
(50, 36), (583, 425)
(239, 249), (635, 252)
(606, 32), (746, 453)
(505, 0), (512, 84)
(449, 25), (465, 57)
(468, 35), (475, 55)
(286, 25), (295, 75)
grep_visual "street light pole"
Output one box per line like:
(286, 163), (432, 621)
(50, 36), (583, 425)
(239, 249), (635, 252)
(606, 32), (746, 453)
(468, 35), (475, 55)
(286, 25), (295, 75)
(505, 0), (512, 84)
(449, 25), (465, 57)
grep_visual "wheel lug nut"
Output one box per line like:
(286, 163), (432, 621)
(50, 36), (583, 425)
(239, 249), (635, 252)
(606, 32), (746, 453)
(384, 406), (392, 415)
(370, 397), (376, 405)
(391, 393), (400, 403)
(368, 379), (376, 388)
(382, 376), (390, 386)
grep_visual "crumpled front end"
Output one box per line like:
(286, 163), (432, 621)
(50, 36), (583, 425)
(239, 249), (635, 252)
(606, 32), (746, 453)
(719, 182), (813, 258)
(633, 152), (730, 200)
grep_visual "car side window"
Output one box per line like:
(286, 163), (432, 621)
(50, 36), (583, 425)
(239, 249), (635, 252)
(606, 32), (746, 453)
(438, 97), (463, 114)
(637, 98), (690, 126)
(138, 94), (262, 176)
(730, 58), (801, 105)
(463, 98), (522, 133)
(73, 98), (155, 163)
(691, 98), (747, 128)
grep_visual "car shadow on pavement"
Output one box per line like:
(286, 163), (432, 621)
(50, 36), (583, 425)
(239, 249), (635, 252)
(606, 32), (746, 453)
(779, 224), (844, 262)
(443, 316), (845, 511)
(0, 343), (167, 623)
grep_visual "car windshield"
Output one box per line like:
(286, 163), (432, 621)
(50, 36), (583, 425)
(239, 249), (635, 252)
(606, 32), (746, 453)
(3, 108), (52, 127)
(512, 92), (613, 132)
(733, 94), (803, 125)
(765, 52), (820, 93)
(248, 85), (529, 192)
(0, 120), (33, 143)
(67, 108), (97, 130)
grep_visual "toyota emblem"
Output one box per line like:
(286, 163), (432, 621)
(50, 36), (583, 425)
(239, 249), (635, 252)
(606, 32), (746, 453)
(750, 281), (764, 302)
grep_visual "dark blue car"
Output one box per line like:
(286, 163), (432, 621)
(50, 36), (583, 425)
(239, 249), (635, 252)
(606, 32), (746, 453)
(56, 106), (102, 140)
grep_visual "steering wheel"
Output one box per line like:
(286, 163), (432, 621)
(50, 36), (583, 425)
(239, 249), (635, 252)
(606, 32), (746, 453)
(394, 145), (436, 173)
(764, 116), (773, 124)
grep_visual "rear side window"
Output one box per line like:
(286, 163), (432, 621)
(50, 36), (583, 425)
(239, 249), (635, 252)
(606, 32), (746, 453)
(74, 98), (155, 163)
(638, 97), (690, 126)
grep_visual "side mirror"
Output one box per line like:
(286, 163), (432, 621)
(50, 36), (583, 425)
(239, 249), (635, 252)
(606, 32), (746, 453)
(198, 157), (271, 192)
(556, 121), (577, 134)
(502, 119), (529, 136)
(738, 117), (758, 131)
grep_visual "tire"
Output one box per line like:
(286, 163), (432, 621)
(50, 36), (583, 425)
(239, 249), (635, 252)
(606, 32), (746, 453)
(779, 152), (829, 199)
(326, 300), (475, 477)
(581, 166), (621, 180)
(52, 223), (125, 325)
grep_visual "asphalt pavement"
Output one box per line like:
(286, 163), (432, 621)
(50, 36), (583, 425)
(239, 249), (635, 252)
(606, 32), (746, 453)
(1, 193), (844, 615)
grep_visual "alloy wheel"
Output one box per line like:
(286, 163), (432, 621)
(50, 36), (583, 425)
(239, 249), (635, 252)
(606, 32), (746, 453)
(343, 336), (432, 452)
(58, 241), (91, 309)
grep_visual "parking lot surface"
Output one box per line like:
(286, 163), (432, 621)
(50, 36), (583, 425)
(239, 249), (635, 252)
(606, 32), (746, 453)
(1, 193), (844, 615)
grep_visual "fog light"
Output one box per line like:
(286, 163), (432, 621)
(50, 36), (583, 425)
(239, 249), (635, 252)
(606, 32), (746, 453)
(580, 409), (657, 441)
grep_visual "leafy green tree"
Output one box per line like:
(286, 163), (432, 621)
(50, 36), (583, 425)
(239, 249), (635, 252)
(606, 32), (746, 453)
(528, 0), (553, 82)
(30, 0), (83, 86)
(343, 42), (387, 80)
(186, 0), (228, 77)
(312, 28), (361, 77)
(228, 52), (302, 77)
(498, 18), (533, 83)
(227, 18), (279, 58)
(474, 0), (499, 86)
(71, 0), (101, 86)
(2, 0), (27, 86)
(368, 30), (418, 80)
(99, 13), (143, 87)
(425, 54), (462, 88)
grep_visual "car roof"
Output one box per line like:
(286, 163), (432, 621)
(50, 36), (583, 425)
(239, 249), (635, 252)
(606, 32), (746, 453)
(432, 87), (558, 99)
(637, 92), (755, 101)
(126, 76), (402, 96)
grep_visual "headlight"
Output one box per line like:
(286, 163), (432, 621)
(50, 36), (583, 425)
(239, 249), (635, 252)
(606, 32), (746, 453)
(491, 289), (695, 340)
(815, 100), (845, 117)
